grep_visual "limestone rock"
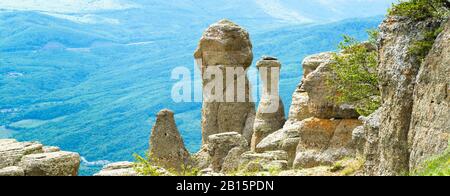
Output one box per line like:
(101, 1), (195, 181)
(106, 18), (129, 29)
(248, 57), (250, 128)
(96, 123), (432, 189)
(94, 162), (138, 176)
(361, 108), (382, 175)
(302, 52), (334, 76)
(192, 146), (211, 170)
(293, 118), (361, 168)
(43, 146), (60, 153)
(0, 139), (43, 168)
(0, 166), (24, 176)
(208, 132), (248, 171)
(19, 151), (80, 176)
(251, 57), (286, 150)
(239, 150), (289, 172)
(221, 147), (246, 173)
(374, 16), (441, 175)
(194, 19), (255, 145)
(301, 55), (359, 119)
(408, 19), (450, 170)
(149, 109), (191, 171)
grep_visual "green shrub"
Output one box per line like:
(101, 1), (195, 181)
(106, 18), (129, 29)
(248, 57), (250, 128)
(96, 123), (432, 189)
(389, 0), (450, 21)
(133, 153), (166, 176)
(328, 31), (381, 116)
(133, 152), (200, 176)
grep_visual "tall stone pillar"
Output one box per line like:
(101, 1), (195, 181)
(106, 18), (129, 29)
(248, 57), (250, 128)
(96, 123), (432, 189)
(194, 19), (255, 145)
(251, 56), (286, 151)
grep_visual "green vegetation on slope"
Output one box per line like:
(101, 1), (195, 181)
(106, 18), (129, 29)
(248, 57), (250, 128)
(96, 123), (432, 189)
(390, 0), (450, 62)
(328, 30), (381, 116)
(389, 0), (450, 21)
(413, 142), (450, 176)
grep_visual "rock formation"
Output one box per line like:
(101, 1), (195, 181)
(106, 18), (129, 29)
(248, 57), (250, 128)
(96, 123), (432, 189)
(0, 139), (80, 176)
(251, 56), (286, 151)
(255, 52), (362, 168)
(207, 132), (248, 172)
(364, 16), (443, 175)
(194, 19), (256, 145)
(408, 19), (450, 170)
(94, 162), (139, 176)
(149, 109), (191, 171)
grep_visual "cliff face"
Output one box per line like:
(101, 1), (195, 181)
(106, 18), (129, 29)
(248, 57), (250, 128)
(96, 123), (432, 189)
(408, 19), (450, 170)
(363, 16), (449, 175)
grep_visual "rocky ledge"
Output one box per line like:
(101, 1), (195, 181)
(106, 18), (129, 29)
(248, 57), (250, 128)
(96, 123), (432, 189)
(0, 139), (80, 176)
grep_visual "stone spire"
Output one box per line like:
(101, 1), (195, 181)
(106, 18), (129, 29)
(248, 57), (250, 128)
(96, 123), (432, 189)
(194, 19), (255, 145)
(149, 109), (190, 171)
(251, 56), (286, 151)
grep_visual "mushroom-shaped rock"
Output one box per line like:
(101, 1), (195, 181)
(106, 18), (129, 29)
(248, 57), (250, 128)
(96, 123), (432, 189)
(149, 109), (191, 171)
(194, 19), (255, 145)
(251, 56), (286, 151)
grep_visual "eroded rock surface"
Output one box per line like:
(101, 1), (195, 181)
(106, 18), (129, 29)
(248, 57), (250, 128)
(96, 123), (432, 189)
(251, 56), (286, 150)
(408, 19), (450, 170)
(194, 19), (255, 145)
(0, 139), (80, 176)
(149, 109), (191, 171)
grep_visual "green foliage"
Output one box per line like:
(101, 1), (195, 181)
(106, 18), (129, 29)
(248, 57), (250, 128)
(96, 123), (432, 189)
(409, 26), (444, 61)
(389, 1), (449, 63)
(133, 152), (200, 176)
(329, 32), (381, 116)
(413, 142), (450, 176)
(133, 153), (165, 176)
(389, 0), (450, 21)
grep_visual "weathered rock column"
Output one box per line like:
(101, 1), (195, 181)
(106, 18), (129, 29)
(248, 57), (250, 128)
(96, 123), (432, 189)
(194, 19), (255, 145)
(251, 56), (286, 151)
(149, 109), (191, 171)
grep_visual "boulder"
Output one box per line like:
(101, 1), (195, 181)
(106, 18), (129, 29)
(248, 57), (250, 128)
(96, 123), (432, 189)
(293, 118), (361, 168)
(0, 166), (24, 176)
(94, 162), (139, 176)
(19, 151), (80, 176)
(221, 147), (246, 173)
(208, 132), (248, 171)
(194, 19), (255, 145)
(149, 109), (191, 171)
(0, 139), (43, 168)
(239, 150), (289, 171)
(300, 55), (359, 119)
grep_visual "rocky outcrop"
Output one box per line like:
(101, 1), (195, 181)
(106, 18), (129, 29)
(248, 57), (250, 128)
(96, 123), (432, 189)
(94, 162), (139, 176)
(0, 139), (80, 176)
(251, 56), (286, 151)
(368, 16), (442, 175)
(207, 132), (248, 172)
(293, 118), (361, 168)
(255, 51), (362, 168)
(408, 19), (450, 170)
(300, 52), (359, 119)
(0, 166), (24, 176)
(194, 19), (255, 145)
(19, 151), (80, 176)
(149, 109), (191, 171)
